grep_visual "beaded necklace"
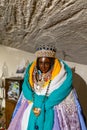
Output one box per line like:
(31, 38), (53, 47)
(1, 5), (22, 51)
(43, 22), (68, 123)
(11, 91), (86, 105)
(32, 79), (51, 130)
(32, 67), (52, 129)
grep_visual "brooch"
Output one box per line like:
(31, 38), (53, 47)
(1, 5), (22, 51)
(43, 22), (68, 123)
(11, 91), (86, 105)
(33, 107), (41, 116)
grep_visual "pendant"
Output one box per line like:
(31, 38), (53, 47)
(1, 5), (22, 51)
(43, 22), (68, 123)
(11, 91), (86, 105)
(36, 85), (40, 90)
(33, 107), (41, 116)
(38, 80), (44, 87)
(35, 124), (39, 130)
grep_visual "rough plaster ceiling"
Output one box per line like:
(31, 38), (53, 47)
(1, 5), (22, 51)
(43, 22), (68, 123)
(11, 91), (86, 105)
(0, 0), (87, 65)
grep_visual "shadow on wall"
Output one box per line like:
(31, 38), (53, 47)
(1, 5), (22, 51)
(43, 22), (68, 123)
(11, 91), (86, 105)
(72, 68), (87, 125)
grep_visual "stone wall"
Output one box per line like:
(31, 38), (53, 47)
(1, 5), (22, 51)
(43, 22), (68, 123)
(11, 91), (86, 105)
(0, 0), (87, 64)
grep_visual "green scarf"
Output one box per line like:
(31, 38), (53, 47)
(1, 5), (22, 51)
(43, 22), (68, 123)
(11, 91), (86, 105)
(22, 60), (72, 130)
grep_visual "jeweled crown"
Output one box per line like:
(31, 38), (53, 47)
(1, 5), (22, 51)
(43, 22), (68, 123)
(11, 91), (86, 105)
(35, 44), (56, 58)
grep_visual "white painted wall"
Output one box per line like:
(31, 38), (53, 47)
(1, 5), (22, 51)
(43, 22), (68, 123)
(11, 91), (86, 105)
(66, 61), (87, 84)
(0, 45), (35, 77)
